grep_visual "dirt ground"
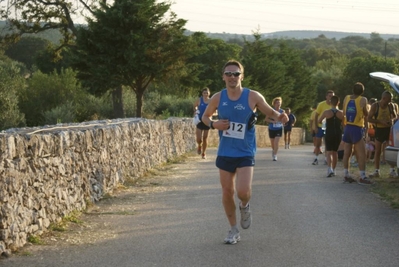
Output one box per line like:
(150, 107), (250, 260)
(8, 152), (200, 257)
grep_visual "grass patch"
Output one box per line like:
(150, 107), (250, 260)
(370, 173), (399, 208)
(86, 211), (136, 216)
(49, 210), (83, 232)
(351, 160), (399, 208)
(27, 235), (44, 245)
(63, 210), (83, 224)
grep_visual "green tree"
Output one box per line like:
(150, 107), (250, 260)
(241, 34), (315, 126)
(73, 0), (188, 118)
(241, 32), (286, 100)
(19, 68), (87, 126)
(276, 42), (316, 121)
(176, 32), (241, 96)
(338, 56), (399, 100)
(2, 0), (103, 51)
(312, 55), (348, 104)
(0, 54), (26, 130)
(5, 36), (50, 70)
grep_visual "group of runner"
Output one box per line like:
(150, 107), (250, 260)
(310, 86), (398, 184)
(191, 59), (398, 245)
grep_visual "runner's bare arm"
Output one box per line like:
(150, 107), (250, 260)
(252, 91), (288, 123)
(367, 103), (377, 123)
(317, 110), (327, 124)
(193, 98), (200, 113)
(362, 97), (369, 130)
(202, 93), (227, 130)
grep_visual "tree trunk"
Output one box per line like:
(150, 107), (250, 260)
(112, 85), (124, 118)
(136, 90), (144, 118)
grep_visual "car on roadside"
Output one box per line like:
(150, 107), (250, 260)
(369, 72), (399, 168)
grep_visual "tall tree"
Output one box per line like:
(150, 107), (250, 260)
(241, 33), (315, 126)
(1, 0), (104, 53)
(179, 32), (241, 95)
(0, 53), (26, 129)
(5, 36), (50, 70)
(338, 56), (399, 100)
(73, 0), (188, 118)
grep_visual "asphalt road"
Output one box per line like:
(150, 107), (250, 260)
(3, 144), (399, 267)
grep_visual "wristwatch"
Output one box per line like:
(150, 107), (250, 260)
(209, 121), (215, 129)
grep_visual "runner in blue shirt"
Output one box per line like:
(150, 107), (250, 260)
(265, 97), (284, 161)
(202, 60), (288, 245)
(193, 87), (211, 159)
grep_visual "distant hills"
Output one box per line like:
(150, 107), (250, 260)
(262, 30), (399, 40)
(204, 30), (399, 41)
(2, 19), (398, 42)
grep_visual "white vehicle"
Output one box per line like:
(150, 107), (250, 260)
(369, 72), (399, 167)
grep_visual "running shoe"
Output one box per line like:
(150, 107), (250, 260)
(288, 144), (290, 149)
(358, 177), (373, 185)
(389, 171), (398, 178)
(201, 153), (206, 159)
(327, 170), (334, 177)
(369, 171), (380, 178)
(240, 203), (252, 229)
(197, 146), (201, 155)
(273, 155), (277, 161)
(343, 174), (356, 183)
(312, 159), (318, 165)
(224, 228), (240, 244)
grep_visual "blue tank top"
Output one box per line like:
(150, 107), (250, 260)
(198, 97), (208, 120)
(217, 88), (256, 157)
(268, 108), (284, 130)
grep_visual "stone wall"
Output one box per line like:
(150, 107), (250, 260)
(0, 118), (196, 255)
(0, 119), (304, 256)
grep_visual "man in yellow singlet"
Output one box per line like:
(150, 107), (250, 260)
(313, 90), (335, 165)
(342, 82), (370, 184)
(367, 91), (398, 178)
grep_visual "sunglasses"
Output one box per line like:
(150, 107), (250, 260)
(224, 71), (241, 77)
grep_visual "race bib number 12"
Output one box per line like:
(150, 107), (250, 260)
(222, 121), (246, 139)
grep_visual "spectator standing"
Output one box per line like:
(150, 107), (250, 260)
(318, 95), (343, 177)
(368, 91), (398, 178)
(310, 105), (319, 154)
(342, 82), (370, 184)
(313, 90), (335, 165)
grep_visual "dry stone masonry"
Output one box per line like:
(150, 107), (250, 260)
(0, 118), (196, 256)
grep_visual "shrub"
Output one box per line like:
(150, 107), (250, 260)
(0, 58), (26, 130)
(19, 68), (87, 126)
(43, 101), (76, 125)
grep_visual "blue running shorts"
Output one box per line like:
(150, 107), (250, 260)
(315, 127), (325, 138)
(342, 125), (364, 144)
(216, 156), (255, 173)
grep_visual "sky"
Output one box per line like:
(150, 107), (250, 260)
(170, 0), (399, 35)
